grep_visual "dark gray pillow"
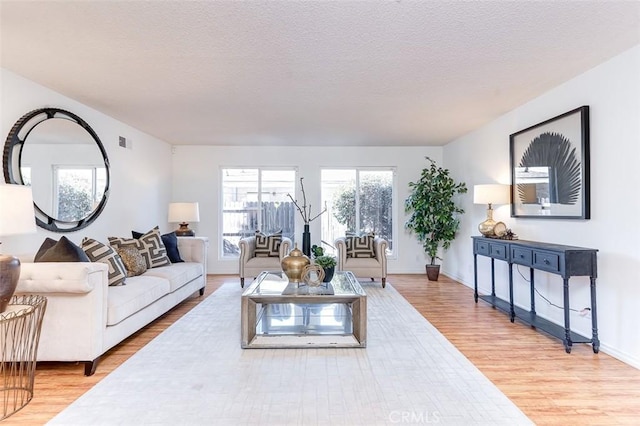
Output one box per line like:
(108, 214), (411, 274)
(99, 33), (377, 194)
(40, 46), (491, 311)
(35, 236), (90, 262)
(34, 238), (57, 261)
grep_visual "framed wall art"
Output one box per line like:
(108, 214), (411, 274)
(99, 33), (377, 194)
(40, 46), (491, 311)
(510, 106), (590, 219)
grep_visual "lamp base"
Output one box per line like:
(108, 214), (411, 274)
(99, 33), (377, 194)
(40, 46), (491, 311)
(0, 254), (21, 313)
(478, 219), (497, 237)
(175, 223), (195, 237)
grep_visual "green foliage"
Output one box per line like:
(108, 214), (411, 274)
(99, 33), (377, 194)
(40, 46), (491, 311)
(332, 176), (392, 241)
(58, 183), (93, 222)
(311, 244), (324, 258)
(314, 255), (337, 268)
(404, 157), (467, 265)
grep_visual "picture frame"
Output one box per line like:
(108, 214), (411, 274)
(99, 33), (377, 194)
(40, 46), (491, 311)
(510, 106), (590, 219)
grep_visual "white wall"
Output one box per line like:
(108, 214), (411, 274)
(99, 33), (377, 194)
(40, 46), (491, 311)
(443, 45), (640, 368)
(0, 69), (174, 254)
(5, 43), (637, 368)
(171, 146), (442, 274)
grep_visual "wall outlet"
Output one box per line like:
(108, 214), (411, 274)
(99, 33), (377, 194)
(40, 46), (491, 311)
(119, 136), (127, 148)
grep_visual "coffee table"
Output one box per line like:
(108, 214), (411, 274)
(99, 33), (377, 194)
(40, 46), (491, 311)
(241, 270), (366, 348)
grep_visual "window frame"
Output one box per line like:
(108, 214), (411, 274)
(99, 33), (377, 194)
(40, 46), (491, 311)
(320, 166), (397, 258)
(219, 166), (298, 259)
(52, 164), (105, 220)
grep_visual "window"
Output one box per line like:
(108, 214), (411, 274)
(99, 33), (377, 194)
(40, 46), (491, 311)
(20, 166), (32, 185)
(221, 168), (296, 256)
(53, 166), (106, 221)
(321, 169), (394, 255)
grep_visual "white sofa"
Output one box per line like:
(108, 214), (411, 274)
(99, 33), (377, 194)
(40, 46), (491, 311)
(15, 236), (208, 375)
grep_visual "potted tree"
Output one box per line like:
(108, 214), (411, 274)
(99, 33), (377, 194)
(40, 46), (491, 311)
(405, 157), (467, 281)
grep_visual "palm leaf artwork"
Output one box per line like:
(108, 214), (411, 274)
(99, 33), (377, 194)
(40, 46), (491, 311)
(518, 132), (581, 205)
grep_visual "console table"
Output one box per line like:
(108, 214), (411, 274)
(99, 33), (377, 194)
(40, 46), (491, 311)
(472, 236), (599, 353)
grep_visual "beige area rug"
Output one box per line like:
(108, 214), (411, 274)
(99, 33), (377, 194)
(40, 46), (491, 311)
(48, 282), (532, 425)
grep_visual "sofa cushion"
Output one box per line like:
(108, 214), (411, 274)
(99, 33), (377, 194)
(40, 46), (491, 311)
(82, 238), (127, 286)
(246, 256), (282, 270)
(116, 246), (148, 277)
(35, 237), (90, 263)
(109, 226), (171, 269)
(344, 257), (381, 268)
(106, 276), (171, 326)
(345, 233), (375, 258)
(143, 262), (203, 292)
(255, 230), (282, 257)
(132, 230), (183, 263)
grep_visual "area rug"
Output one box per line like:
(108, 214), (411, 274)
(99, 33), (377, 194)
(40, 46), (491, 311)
(48, 282), (532, 425)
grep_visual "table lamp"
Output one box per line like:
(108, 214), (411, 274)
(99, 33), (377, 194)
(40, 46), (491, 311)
(168, 202), (200, 236)
(473, 184), (510, 237)
(0, 184), (37, 312)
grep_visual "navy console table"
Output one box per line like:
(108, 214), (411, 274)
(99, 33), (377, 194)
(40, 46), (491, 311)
(472, 236), (599, 353)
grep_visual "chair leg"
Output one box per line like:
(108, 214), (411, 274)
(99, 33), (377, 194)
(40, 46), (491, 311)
(240, 277), (245, 288)
(382, 278), (386, 288)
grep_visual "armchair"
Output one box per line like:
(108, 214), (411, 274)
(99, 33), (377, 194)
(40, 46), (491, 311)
(335, 235), (388, 288)
(239, 235), (292, 287)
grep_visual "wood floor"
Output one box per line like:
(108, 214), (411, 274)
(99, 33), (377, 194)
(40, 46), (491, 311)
(5, 274), (640, 425)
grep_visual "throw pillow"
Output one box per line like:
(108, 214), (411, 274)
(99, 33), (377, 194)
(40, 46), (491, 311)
(34, 236), (90, 262)
(34, 238), (57, 261)
(115, 246), (148, 277)
(132, 230), (183, 263)
(82, 238), (127, 286)
(109, 226), (171, 269)
(255, 230), (282, 257)
(345, 232), (376, 258)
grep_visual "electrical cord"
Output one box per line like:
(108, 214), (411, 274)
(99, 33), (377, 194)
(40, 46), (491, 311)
(515, 265), (590, 315)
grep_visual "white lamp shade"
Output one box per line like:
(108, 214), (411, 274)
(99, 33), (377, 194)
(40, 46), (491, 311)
(473, 184), (510, 205)
(0, 184), (37, 237)
(168, 202), (200, 223)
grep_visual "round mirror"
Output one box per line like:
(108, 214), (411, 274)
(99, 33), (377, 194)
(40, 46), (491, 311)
(3, 108), (110, 232)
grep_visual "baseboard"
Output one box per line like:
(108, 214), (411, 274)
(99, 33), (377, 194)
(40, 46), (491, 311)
(598, 344), (640, 370)
(440, 271), (640, 371)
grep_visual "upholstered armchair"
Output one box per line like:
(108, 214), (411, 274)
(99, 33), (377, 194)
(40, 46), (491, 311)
(238, 235), (292, 287)
(334, 235), (388, 288)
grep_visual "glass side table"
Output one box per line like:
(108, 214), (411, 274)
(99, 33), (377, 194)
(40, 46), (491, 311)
(1, 294), (47, 420)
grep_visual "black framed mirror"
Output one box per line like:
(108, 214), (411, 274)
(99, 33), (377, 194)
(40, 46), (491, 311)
(3, 108), (110, 232)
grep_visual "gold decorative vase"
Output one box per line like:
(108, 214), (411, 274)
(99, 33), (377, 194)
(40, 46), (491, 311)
(281, 244), (310, 283)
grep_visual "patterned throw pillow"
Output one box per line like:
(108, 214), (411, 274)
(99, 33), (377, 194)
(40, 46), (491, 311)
(115, 246), (148, 277)
(255, 230), (282, 257)
(82, 238), (127, 286)
(109, 226), (171, 269)
(132, 230), (183, 263)
(345, 232), (376, 258)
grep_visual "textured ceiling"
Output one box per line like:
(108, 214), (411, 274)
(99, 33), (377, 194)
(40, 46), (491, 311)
(1, 1), (639, 146)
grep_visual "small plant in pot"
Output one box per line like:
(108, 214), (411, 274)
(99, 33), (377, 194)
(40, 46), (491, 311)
(314, 255), (337, 282)
(405, 157), (467, 281)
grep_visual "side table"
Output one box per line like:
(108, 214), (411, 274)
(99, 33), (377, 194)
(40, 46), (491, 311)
(1, 294), (47, 420)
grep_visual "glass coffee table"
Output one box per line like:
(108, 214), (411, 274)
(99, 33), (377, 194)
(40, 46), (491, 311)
(241, 271), (367, 348)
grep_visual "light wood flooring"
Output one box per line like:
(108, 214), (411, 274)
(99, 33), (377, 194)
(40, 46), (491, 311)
(4, 274), (640, 425)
